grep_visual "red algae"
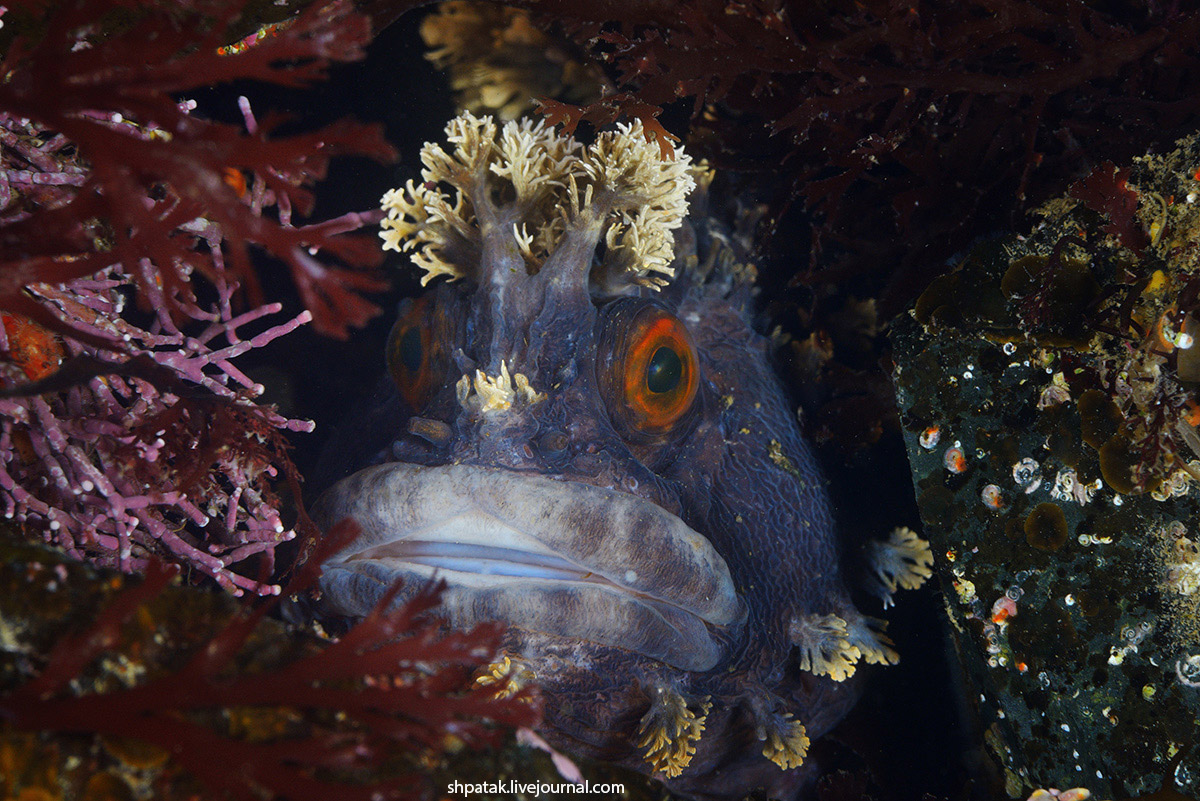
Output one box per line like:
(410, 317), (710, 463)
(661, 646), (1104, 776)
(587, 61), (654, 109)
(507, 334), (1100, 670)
(0, 0), (397, 592)
(0, 525), (539, 801)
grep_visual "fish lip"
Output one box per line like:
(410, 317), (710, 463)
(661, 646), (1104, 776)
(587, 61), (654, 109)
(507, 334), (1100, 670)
(311, 462), (746, 672)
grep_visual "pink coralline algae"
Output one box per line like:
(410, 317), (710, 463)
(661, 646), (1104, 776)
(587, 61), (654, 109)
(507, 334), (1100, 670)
(0, 270), (312, 595)
(0, 0), (397, 592)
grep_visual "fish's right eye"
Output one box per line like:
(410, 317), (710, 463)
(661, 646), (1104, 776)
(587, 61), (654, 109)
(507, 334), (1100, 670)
(386, 295), (442, 411)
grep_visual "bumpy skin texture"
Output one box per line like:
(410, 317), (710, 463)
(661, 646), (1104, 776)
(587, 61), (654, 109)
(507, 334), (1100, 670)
(311, 209), (871, 799)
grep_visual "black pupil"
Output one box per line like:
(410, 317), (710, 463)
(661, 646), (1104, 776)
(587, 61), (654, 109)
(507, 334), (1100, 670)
(399, 326), (423, 372)
(646, 346), (682, 394)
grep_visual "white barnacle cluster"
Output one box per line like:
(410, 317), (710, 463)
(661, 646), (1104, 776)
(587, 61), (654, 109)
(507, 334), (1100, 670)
(1151, 462), (1199, 501)
(864, 525), (935, 608)
(379, 111), (695, 288)
(1050, 468), (1102, 506)
(1161, 522), (1200, 596)
(1153, 521), (1200, 660)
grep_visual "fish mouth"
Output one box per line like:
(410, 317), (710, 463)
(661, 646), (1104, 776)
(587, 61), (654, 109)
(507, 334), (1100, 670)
(311, 463), (745, 672)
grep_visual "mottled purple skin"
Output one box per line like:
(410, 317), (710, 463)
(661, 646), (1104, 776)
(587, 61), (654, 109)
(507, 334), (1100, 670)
(314, 213), (863, 799)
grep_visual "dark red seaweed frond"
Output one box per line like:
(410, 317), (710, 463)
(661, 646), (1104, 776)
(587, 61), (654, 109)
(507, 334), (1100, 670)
(0, 0), (401, 592)
(522, 0), (1200, 312)
(0, 0), (396, 340)
(537, 94), (679, 159)
(0, 525), (540, 801)
(1069, 162), (1150, 257)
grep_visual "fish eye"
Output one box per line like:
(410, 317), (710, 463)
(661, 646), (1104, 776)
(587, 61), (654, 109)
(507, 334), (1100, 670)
(598, 299), (699, 439)
(386, 295), (439, 411)
(397, 326), (423, 372)
(646, 346), (683, 394)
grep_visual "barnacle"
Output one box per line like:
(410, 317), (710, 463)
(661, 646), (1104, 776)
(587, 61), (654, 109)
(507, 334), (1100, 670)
(1049, 468), (1101, 506)
(1152, 464), (1199, 501)
(1164, 533), (1200, 595)
(864, 525), (934, 608)
(636, 687), (711, 778)
(379, 111), (695, 289)
(1155, 522), (1200, 650)
(788, 613), (861, 681)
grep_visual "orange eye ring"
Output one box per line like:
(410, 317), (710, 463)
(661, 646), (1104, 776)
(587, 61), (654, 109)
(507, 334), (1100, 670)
(386, 295), (438, 411)
(599, 300), (699, 438)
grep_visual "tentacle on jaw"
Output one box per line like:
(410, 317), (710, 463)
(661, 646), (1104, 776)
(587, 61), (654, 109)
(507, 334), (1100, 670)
(788, 612), (862, 682)
(844, 612), (900, 667)
(475, 655), (535, 699)
(636, 685), (712, 778)
(750, 698), (810, 771)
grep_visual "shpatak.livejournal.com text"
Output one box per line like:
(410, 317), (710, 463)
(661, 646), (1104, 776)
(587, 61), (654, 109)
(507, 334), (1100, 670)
(446, 779), (625, 797)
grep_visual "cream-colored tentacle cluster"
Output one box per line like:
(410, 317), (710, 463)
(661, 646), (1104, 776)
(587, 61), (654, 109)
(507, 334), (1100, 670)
(379, 111), (695, 288)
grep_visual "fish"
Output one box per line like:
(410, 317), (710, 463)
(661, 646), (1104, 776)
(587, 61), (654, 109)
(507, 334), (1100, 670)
(307, 113), (924, 799)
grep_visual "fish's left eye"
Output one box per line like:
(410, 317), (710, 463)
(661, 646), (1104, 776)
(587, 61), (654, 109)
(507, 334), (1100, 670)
(598, 299), (699, 439)
(386, 295), (441, 411)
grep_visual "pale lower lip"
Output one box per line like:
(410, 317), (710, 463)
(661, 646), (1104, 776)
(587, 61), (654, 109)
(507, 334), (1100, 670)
(311, 461), (746, 671)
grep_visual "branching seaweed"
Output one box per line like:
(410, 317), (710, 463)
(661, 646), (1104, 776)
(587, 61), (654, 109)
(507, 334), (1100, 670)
(0, 523), (540, 801)
(0, 0), (394, 340)
(0, 0), (399, 591)
(517, 0), (1200, 313)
